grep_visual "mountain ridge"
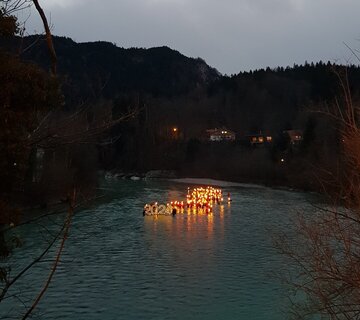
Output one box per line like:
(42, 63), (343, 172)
(1, 35), (221, 103)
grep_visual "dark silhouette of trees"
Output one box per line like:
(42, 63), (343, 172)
(0, 5), (62, 317)
(0, 2), (137, 318)
(0, 3), (61, 231)
(276, 70), (360, 319)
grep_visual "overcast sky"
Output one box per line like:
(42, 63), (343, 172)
(20, 0), (360, 74)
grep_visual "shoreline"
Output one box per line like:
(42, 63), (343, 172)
(168, 177), (268, 189)
(103, 170), (317, 194)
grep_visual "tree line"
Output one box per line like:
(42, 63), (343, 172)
(4, 34), (358, 190)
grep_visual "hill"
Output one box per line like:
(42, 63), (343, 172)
(2, 35), (220, 104)
(3, 35), (360, 189)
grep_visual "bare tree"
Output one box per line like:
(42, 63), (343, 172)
(277, 67), (360, 320)
(1, 0), (32, 15)
(0, 1), (138, 318)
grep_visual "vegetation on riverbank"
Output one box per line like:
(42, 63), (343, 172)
(276, 70), (360, 319)
(0, 5), (133, 318)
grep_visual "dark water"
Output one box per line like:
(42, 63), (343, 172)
(2, 179), (314, 319)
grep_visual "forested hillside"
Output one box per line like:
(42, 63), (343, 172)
(4, 36), (359, 132)
(2, 35), (220, 104)
(3, 35), (360, 189)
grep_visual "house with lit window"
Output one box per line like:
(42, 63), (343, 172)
(206, 128), (236, 142)
(283, 130), (303, 145)
(246, 132), (273, 146)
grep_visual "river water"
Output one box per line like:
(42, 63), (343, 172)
(1, 179), (315, 319)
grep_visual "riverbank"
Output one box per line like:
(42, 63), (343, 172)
(103, 169), (320, 194)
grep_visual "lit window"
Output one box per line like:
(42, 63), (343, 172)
(258, 137), (264, 143)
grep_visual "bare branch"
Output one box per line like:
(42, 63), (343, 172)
(21, 189), (76, 320)
(31, 0), (57, 75)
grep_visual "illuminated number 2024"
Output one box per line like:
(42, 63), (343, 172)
(144, 204), (173, 215)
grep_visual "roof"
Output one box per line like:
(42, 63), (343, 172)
(284, 130), (303, 139)
(206, 128), (235, 136)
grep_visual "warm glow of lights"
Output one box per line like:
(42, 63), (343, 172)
(143, 186), (228, 216)
(173, 127), (178, 132)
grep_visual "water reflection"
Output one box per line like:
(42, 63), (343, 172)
(1, 180), (311, 320)
(143, 203), (229, 260)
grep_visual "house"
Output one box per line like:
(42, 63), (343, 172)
(246, 132), (273, 145)
(284, 130), (303, 145)
(206, 128), (236, 142)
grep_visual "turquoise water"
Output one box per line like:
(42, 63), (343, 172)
(1, 179), (313, 319)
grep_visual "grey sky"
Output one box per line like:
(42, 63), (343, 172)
(21, 0), (360, 74)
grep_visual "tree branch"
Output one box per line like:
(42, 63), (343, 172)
(31, 0), (57, 76)
(21, 188), (76, 320)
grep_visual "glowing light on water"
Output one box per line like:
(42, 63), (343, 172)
(143, 186), (230, 216)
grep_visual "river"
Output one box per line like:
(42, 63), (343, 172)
(1, 179), (315, 319)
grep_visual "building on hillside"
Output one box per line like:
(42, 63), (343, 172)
(284, 130), (303, 145)
(246, 132), (273, 146)
(206, 128), (236, 142)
